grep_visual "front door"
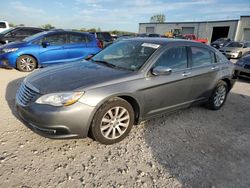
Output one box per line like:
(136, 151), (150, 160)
(140, 45), (193, 118)
(38, 33), (68, 65)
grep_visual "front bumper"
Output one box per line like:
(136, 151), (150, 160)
(16, 101), (96, 139)
(0, 52), (18, 68)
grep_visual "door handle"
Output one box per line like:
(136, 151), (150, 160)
(211, 66), (219, 70)
(182, 72), (191, 77)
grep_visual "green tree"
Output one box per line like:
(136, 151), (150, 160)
(87, 28), (96, 32)
(41, 24), (55, 30)
(79, 28), (86, 32)
(150, 14), (166, 23)
(9, 23), (16, 27)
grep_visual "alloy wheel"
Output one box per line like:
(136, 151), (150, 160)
(18, 56), (36, 71)
(100, 106), (130, 140)
(213, 85), (226, 107)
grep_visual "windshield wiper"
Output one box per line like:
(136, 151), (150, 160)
(92, 60), (118, 69)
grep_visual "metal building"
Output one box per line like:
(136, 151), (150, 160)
(139, 16), (250, 44)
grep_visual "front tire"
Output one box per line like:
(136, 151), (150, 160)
(206, 80), (228, 110)
(16, 55), (37, 72)
(90, 98), (134, 145)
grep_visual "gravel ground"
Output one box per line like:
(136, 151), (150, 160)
(0, 68), (250, 188)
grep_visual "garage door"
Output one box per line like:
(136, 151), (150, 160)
(182, 27), (195, 34)
(146, 27), (155, 34)
(243, 28), (250, 41)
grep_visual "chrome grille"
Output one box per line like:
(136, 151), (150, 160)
(16, 83), (39, 106)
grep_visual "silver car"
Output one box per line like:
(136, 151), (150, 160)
(219, 41), (250, 59)
(16, 38), (236, 144)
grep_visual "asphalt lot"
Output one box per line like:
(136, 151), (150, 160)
(0, 67), (250, 188)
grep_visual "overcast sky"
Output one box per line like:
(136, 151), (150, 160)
(1, 0), (250, 32)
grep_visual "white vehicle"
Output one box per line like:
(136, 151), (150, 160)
(0, 21), (10, 33)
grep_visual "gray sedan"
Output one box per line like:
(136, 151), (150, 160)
(16, 38), (236, 144)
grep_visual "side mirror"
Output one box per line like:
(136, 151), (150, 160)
(152, 66), (172, 76)
(42, 41), (50, 48)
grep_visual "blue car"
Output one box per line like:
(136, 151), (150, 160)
(0, 30), (101, 71)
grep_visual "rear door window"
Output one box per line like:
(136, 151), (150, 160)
(154, 46), (188, 70)
(191, 47), (214, 67)
(69, 34), (92, 44)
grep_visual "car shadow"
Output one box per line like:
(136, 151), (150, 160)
(237, 77), (250, 83)
(5, 77), (25, 120)
(144, 92), (250, 188)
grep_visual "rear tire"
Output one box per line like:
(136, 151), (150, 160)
(206, 80), (228, 110)
(16, 55), (37, 72)
(90, 98), (134, 145)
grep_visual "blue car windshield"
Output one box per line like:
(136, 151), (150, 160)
(22, 31), (47, 42)
(92, 40), (160, 71)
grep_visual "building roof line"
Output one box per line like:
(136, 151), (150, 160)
(139, 19), (239, 25)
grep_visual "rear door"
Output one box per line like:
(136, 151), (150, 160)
(188, 46), (220, 101)
(64, 33), (88, 60)
(141, 45), (193, 118)
(38, 33), (68, 65)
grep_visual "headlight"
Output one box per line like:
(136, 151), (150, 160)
(36, 92), (84, 106)
(3, 48), (19, 53)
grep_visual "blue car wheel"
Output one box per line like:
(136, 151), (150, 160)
(16, 55), (37, 72)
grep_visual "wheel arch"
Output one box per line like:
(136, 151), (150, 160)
(86, 94), (142, 138)
(221, 78), (232, 91)
(117, 95), (141, 125)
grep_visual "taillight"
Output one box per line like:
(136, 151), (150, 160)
(97, 39), (103, 49)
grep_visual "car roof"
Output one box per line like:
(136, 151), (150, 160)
(123, 37), (202, 46)
(45, 30), (91, 35)
(13, 26), (45, 30)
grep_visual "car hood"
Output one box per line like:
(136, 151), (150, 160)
(0, 41), (27, 49)
(25, 61), (136, 94)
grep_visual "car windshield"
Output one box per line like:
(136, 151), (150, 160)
(22, 31), (46, 42)
(226, 42), (243, 48)
(92, 40), (160, 71)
